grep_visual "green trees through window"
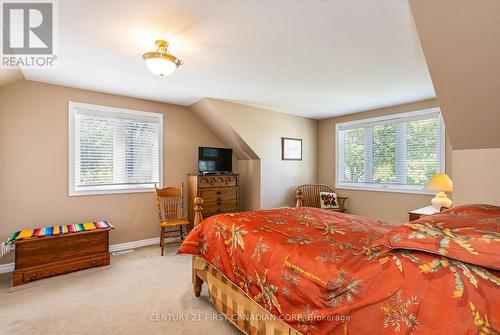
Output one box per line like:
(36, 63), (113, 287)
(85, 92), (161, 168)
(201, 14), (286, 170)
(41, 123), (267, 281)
(337, 110), (443, 191)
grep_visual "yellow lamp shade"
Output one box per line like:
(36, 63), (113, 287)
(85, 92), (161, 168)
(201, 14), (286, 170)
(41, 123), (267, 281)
(426, 173), (453, 192)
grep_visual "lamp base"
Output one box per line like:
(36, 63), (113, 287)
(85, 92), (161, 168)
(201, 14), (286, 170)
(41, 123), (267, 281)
(431, 192), (452, 211)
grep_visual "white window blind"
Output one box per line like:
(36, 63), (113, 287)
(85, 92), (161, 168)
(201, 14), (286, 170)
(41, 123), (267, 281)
(336, 109), (444, 193)
(69, 102), (163, 196)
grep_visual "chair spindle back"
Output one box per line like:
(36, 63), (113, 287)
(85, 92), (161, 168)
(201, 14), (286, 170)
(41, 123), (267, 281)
(155, 184), (184, 222)
(296, 184), (335, 208)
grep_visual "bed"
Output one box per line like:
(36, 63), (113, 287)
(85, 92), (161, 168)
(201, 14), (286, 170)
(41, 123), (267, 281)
(178, 200), (500, 334)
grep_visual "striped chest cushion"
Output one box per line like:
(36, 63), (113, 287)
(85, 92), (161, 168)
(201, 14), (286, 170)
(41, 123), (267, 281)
(5, 221), (114, 244)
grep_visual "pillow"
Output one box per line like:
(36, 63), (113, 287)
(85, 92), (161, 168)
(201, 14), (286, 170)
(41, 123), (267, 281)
(381, 204), (500, 270)
(319, 192), (339, 209)
(441, 204), (500, 216)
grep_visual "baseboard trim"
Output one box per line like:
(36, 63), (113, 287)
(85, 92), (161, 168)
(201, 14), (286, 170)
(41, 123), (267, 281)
(109, 237), (160, 253)
(0, 262), (15, 274)
(0, 237), (163, 274)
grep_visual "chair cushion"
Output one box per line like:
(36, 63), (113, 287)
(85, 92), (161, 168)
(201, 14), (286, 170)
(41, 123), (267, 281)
(319, 192), (340, 209)
(160, 219), (190, 227)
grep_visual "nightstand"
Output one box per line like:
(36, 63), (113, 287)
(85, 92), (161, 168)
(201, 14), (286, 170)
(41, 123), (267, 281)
(408, 205), (439, 221)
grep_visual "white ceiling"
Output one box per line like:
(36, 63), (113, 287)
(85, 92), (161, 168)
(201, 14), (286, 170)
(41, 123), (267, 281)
(17, 0), (435, 119)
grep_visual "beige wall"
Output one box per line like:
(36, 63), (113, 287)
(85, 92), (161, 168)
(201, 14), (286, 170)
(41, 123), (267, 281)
(410, 0), (500, 209)
(0, 68), (23, 88)
(409, 1), (500, 208)
(0, 80), (224, 264)
(318, 98), (453, 223)
(190, 98), (261, 211)
(205, 99), (318, 209)
(452, 148), (500, 205)
(190, 98), (258, 161)
(234, 159), (261, 211)
(409, 0), (500, 150)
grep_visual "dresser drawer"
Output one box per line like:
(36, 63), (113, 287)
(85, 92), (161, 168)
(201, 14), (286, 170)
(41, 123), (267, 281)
(199, 176), (237, 188)
(188, 174), (240, 225)
(17, 253), (109, 285)
(200, 188), (237, 201)
(203, 200), (238, 215)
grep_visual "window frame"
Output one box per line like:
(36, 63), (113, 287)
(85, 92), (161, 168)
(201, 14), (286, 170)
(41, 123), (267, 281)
(335, 107), (445, 195)
(68, 101), (163, 196)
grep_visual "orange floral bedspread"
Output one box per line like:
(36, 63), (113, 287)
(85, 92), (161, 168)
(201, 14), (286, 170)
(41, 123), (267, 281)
(178, 206), (499, 334)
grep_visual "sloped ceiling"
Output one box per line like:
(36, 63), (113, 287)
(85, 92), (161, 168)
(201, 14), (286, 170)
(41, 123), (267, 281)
(409, 0), (500, 150)
(190, 98), (259, 160)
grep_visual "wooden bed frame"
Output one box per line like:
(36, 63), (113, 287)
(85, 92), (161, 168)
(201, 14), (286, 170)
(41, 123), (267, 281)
(192, 197), (206, 297)
(190, 197), (300, 335)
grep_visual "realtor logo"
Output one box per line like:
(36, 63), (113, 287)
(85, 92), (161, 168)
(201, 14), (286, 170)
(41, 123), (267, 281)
(1, 1), (56, 67)
(2, 2), (53, 54)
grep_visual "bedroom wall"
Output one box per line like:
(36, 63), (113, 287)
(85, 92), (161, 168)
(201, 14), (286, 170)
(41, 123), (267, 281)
(318, 98), (453, 223)
(409, 0), (500, 206)
(0, 68), (24, 87)
(200, 98), (318, 209)
(452, 149), (500, 205)
(0, 80), (225, 264)
(409, 0), (500, 151)
(234, 159), (261, 211)
(190, 98), (261, 211)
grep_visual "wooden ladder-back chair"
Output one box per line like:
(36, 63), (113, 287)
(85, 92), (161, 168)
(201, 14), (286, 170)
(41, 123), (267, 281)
(155, 183), (190, 256)
(295, 184), (348, 213)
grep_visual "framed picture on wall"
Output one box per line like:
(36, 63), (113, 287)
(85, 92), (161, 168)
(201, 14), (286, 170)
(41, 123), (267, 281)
(281, 137), (302, 160)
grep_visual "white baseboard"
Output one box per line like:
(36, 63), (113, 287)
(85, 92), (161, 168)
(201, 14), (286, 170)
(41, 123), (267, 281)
(0, 262), (15, 274)
(109, 237), (160, 253)
(0, 237), (163, 274)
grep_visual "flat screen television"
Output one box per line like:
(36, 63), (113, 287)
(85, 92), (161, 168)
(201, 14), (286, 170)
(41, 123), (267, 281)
(198, 147), (233, 173)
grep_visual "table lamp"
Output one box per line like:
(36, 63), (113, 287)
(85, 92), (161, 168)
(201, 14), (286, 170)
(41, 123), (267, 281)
(426, 173), (453, 210)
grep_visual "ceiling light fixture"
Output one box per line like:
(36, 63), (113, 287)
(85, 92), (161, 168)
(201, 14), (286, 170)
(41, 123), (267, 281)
(142, 39), (182, 76)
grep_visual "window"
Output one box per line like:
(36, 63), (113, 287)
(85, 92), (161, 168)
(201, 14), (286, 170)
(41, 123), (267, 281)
(336, 108), (444, 193)
(69, 102), (163, 196)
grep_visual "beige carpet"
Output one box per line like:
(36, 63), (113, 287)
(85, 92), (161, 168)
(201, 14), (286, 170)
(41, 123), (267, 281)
(0, 245), (239, 334)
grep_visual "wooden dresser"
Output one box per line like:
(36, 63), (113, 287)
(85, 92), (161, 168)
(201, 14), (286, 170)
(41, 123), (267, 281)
(188, 174), (239, 223)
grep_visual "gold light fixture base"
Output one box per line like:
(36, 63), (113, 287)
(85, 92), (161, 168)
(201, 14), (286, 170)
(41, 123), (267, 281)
(154, 39), (169, 50)
(142, 39), (182, 76)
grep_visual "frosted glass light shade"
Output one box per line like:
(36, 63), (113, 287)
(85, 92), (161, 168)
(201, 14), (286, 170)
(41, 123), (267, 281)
(142, 40), (182, 77)
(144, 57), (178, 76)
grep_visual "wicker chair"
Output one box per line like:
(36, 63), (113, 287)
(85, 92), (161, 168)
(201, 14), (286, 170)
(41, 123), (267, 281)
(294, 184), (348, 213)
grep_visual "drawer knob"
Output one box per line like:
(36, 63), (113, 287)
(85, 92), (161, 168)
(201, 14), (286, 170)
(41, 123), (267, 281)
(32, 274), (37, 278)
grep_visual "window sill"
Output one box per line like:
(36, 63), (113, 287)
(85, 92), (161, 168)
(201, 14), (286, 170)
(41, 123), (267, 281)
(335, 185), (435, 196)
(69, 186), (157, 197)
